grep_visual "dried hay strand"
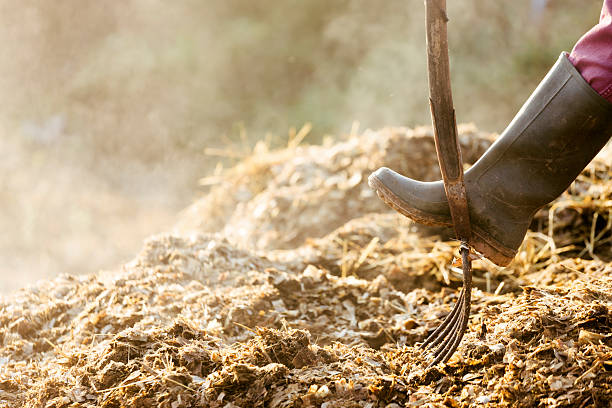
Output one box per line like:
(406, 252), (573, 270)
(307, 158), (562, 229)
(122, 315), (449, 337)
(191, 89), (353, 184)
(1, 126), (612, 407)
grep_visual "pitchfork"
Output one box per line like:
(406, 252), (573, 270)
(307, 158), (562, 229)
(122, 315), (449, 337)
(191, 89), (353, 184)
(419, 0), (474, 366)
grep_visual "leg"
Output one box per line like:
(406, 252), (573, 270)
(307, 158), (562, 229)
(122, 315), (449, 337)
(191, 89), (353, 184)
(569, 0), (612, 103)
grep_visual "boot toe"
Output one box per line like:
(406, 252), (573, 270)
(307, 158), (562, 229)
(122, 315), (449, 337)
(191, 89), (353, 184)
(368, 167), (451, 225)
(370, 167), (519, 266)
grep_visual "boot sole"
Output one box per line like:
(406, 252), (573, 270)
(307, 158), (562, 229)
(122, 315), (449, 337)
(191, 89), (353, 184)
(368, 174), (515, 267)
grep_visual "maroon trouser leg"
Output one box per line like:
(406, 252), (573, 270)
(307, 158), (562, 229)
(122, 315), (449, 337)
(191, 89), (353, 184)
(569, 0), (612, 102)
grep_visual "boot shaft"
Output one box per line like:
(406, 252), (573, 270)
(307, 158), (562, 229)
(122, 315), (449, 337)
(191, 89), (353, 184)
(469, 53), (612, 209)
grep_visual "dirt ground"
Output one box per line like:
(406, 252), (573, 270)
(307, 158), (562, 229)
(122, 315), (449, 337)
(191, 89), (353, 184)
(1, 127), (611, 407)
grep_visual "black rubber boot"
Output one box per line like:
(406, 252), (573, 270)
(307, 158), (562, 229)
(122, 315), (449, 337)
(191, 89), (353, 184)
(368, 53), (612, 266)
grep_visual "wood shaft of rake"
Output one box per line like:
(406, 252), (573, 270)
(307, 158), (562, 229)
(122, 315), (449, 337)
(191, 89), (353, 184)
(425, 0), (471, 240)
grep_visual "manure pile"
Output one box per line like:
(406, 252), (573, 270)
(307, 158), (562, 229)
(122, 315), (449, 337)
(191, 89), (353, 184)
(1, 127), (611, 407)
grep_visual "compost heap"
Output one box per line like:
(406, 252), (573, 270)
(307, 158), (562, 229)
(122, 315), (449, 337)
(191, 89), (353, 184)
(1, 125), (611, 408)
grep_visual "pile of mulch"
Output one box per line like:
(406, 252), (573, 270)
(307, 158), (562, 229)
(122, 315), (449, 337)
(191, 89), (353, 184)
(1, 126), (612, 407)
(175, 125), (493, 250)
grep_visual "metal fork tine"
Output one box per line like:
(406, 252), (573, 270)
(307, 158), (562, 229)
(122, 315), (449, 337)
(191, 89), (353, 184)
(436, 248), (473, 363)
(422, 288), (464, 350)
(440, 307), (470, 363)
(421, 287), (464, 348)
(428, 300), (465, 356)
(422, 243), (473, 366)
(428, 308), (467, 367)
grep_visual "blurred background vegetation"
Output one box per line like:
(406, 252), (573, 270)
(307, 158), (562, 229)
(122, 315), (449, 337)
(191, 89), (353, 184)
(0, 0), (602, 292)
